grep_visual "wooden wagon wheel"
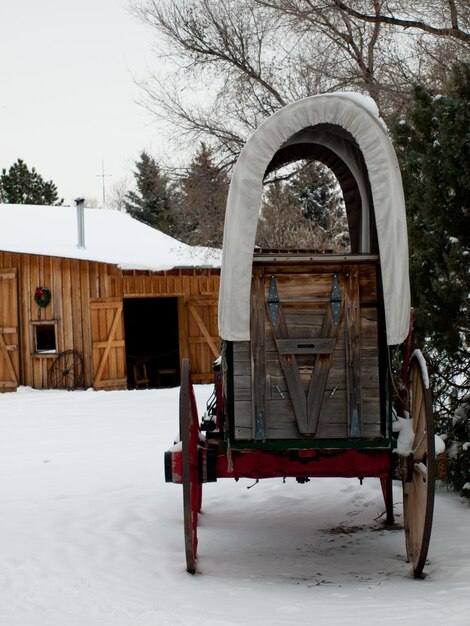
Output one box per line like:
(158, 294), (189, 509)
(402, 351), (436, 577)
(48, 350), (85, 389)
(180, 358), (202, 574)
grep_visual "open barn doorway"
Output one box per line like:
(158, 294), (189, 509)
(123, 297), (180, 389)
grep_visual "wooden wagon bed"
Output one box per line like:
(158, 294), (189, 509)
(229, 253), (386, 442)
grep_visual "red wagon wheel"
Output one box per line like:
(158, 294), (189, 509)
(402, 351), (436, 577)
(180, 358), (202, 574)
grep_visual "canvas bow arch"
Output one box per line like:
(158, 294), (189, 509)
(218, 93), (410, 346)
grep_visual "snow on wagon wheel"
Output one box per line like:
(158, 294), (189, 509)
(47, 350), (85, 390)
(402, 350), (436, 578)
(180, 358), (202, 574)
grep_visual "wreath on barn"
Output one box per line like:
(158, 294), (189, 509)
(34, 287), (51, 308)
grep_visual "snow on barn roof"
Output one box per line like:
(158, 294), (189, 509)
(0, 204), (221, 271)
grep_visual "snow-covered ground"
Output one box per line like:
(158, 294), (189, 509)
(1, 386), (469, 626)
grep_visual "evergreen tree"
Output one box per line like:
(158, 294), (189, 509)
(290, 161), (349, 249)
(172, 143), (228, 247)
(393, 70), (470, 354)
(391, 64), (470, 495)
(257, 161), (349, 251)
(0, 159), (63, 205)
(124, 151), (172, 233)
(256, 179), (314, 248)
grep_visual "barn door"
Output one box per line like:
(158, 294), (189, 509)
(0, 269), (20, 392)
(90, 299), (127, 390)
(185, 297), (219, 383)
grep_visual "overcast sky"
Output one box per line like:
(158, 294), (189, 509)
(0, 0), (169, 207)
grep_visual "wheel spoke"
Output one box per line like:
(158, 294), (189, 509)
(47, 350), (84, 390)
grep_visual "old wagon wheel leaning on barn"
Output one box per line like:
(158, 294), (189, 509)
(48, 349), (85, 389)
(179, 358), (203, 574)
(401, 351), (436, 578)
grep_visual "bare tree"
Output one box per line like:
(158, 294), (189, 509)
(131, 0), (470, 166)
(133, 0), (289, 167)
(332, 1), (470, 44)
(108, 176), (132, 211)
(84, 197), (99, 208)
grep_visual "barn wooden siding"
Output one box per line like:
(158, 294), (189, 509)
(0, 250), (220, 392)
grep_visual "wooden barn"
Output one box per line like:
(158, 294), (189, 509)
(0, 204), (221, 392)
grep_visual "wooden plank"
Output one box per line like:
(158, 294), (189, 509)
(233, 386), (252, 401)
(251, 268), (266, 439)
(188, 304), (219, 358)
(233, 400), (253, 429)
(177, 296), (188, 364)
(71, 259), (83, 358)
(95, 377), (127, 389)
(186, 298), (218, 306)
(188, 336), (220, 344)
(307, 301), (343, 435)
(79, 261), (92, 387)
(0, 268), (19, 390)
(106, 302), (118, 382)
(0, 271), (15, 280)
(51, 257), (64, 353)
(30, 255), (40, 323)
(21, 255), (32, 385)
(358, 264), (378, 301)
(62, 258), (73, 350)
(92, 339), (125, 349)
(234, 425), (253, 439)
(265, 276), (308, 434)
(344, 265), (363, 437)
(90, 299), (122, 309)
(0, 332), (17, 385)
(232, 342), (251, 359)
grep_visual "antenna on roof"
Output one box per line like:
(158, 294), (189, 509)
(96, 160), (112, 209)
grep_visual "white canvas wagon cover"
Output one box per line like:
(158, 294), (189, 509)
(218, 93), (410, 346)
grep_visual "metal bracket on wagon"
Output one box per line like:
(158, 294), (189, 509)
(330, 274), (342, 326)
(164, 446), (218, 484)
(267, 275), (280, 327)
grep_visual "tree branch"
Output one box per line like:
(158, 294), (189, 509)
(333, 1), (470, 44)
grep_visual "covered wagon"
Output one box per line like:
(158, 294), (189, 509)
(165, 94), (436, 577)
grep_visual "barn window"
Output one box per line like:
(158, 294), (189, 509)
(32, 321), (57, 354)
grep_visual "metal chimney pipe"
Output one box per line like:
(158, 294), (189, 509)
(75, 197), (85, 248)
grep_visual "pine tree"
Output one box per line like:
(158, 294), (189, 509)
(124, 151), (172, 233)
(289, 161), (349, 249)
(391, 63), (470, 495)
(256, 180), (314, 248)
(0, 159), (63, 205)
(392, 65), (470, 360)
(257, 161), (349, 251)
(171, 143), (228, 247)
